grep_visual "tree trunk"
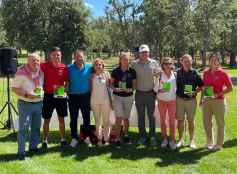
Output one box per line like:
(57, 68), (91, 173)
(229, 52), (236, 67)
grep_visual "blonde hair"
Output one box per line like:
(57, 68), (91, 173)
(119, 52), (130, 66)
(181, 54), (192, 61)
(161, 57), (174, 70)
(92, 58), (105, 73)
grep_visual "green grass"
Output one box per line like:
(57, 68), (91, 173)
(1, 62), (237, 174)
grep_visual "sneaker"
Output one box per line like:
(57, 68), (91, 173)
(97, 140), (103, 147)
(137, 137), (147, 146)
(29, 148), (39, 153)
(18, 154), (30, 161)
(42, 141), (48, 149)
(114, 138), (122, 146)
(60, 140), (68, 147)
(211, 145), (222, 151)
(123, 135), (131, 144)
(161, 139), (168, 148)
(84, 137), (92, 147)
(176, 140), (184, 148)
(104, 141), (110, 146)
(189, 140), (197, 149)
(205, 144), (214, 150)
(150, 137), (157, 147)
(169, 141), (176, 150)
(70, 138), (78, 148)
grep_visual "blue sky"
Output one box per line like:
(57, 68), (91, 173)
(85, 0), (108, 17)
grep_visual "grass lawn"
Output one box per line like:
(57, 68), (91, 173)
(0, 59), (237, 174)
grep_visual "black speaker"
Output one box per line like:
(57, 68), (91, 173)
(0, 48), (18, 75)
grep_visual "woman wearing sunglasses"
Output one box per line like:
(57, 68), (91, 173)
(154, 57), (177, 149)
(90, 58), (111, 146)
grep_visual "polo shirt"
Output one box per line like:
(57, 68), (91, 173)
(131, 58), (160, 91)
(176, 68), (203, 98)
(203, 68), (232, 99)
(68, 63), (92, 94)
(40, 62), (68, 94)
(111, 66), (136, 97)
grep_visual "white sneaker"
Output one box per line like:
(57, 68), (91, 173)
(189, 140), (197, 149)
(161, 139), (168, 148)
(70, 138), (78, 148)
(205, 144), (214, 150)
(84, 137), (92, 147)
(169, 141), (176, 150)
(176, 140), (184, 148)
(97, 140), (103, 147)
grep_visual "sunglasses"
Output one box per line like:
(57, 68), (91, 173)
(163, 62), (172, 65)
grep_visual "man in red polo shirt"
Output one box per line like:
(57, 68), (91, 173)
(41, 47), (69, 148)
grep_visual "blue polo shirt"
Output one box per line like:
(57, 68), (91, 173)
(68, 63), (92, 94)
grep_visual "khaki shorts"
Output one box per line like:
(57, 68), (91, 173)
(176, 96), (197, 121)
(113, 95), (134, 119)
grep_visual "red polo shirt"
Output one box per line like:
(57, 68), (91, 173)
(203, 68), (232, 99)
(41, 62), (69, 94)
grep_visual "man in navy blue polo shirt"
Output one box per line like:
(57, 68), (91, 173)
(68, 50), (92, 147)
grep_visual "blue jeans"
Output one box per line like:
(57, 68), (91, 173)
(17, 100), (42, 155)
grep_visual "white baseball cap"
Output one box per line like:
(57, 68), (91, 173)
(139, 44), (150, 53)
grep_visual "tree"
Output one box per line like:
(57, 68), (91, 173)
(1, 0), (89, 64)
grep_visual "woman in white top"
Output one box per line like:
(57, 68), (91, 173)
(90, 58), (111, 146)
(11, 53), (44, 160)
(155, 57), (177, 149)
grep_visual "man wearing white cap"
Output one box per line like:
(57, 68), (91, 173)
(131, 44), (160, 147)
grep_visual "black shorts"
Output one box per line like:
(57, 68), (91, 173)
(42, 93), (68, 119)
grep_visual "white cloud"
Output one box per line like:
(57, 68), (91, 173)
(85, 2), (94, 9)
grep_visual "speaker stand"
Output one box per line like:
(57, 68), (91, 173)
(0, 74), (18, 132)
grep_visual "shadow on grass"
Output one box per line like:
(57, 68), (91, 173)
(1, 130), (237, 165)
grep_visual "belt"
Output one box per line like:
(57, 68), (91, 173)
(178, 97), (195, 101)
(18, 99), (42, 104)
(136, 90), (154, 93)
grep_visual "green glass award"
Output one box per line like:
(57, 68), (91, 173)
(34, 87), (43, 97)
(54, 86), (65, 98)
(119, 81), (127, 90)
(204, 86), (214, 97)
(162, 82), (172, 91)
(184, 84), (193, 94)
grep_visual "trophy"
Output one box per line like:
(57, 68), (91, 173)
(54, 86), (66, 98)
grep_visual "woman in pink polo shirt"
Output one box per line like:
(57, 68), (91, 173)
(201, 53), (233, 150)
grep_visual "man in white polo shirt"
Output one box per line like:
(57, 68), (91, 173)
(12, 53), (44, 160)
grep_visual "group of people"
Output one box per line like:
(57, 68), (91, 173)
(11, 45), (233, 160)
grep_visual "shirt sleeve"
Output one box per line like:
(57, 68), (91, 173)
(195, 71), (204, 88)
(111, 69), (116, 79)
(11, 75), (24, 88)
(223, 71), (233, 88)
(40, 63), (45, 72)
(63, 67), (69, 82)
(132, 69), (137, 79)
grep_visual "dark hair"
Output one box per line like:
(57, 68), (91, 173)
(50, 47), (61, 53)
(209, 52), (221, 63)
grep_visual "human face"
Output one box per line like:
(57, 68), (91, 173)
(50, 51), (61, 64)
(94, 60), (104, 73)
(163, 61), (172, 73)
(74, 51), (84, 65)
(181, 56), (192, 71)
(120, 55), (129, 68)
(209, 56), (220, 69)
(28, 55), (40, 72)
(139, 51), (149, 62)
